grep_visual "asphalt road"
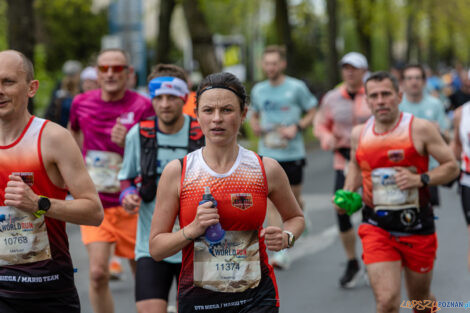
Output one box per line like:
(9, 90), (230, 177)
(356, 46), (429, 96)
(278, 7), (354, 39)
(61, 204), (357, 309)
(68, 147), (470, 313)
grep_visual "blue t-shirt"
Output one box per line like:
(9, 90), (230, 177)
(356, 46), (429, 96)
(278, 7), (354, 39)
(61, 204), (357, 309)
(399, 94), (449, 169)
(118, 115), (194, 263)
(250, 76), (317, 161)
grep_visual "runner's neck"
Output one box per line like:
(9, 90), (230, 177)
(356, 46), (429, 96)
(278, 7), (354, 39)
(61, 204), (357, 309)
(269, 74), (286, 87)
(374, 112), (401, 134)
(0, 112), (31, 146)
(157, 114), (185, 134)
(101, 88), (127, 102)
(345, 82), (363, 94)
(405, 92), (423, 104)
(201, 144), (239, 174)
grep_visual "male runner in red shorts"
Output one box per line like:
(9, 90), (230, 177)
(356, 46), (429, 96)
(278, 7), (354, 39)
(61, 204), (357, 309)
(336, 71), (459, 313)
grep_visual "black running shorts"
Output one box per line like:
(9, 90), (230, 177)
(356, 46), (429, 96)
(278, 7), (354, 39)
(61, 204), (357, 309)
(0, 292), (80, 313)
(278, 159), (306, 186)
(135, 257), (182, 302)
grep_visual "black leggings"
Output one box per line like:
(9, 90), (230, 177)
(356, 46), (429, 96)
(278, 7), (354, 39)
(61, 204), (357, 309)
(461, 185), (470, 225)
(334, 170), (353, 232)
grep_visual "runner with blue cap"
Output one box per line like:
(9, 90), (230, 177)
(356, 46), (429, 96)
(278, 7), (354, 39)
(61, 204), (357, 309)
(118, 64), (204, 313)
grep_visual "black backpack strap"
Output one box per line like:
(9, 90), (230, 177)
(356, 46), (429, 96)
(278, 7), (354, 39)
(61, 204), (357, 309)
(139, 116), (159, 202)
(139, 116), (204, 203)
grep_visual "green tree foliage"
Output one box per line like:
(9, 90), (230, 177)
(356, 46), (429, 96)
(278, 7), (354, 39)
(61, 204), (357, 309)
(0, 1), (7, 51)
(35, 0), (108, 71)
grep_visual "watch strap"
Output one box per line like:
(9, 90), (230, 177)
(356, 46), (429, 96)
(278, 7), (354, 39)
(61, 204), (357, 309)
(420, 173), (430, 187)
(33, 209), (47, 218)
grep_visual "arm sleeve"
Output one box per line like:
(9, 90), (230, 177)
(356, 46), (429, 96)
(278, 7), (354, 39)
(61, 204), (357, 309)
(118, 124), (141, 181)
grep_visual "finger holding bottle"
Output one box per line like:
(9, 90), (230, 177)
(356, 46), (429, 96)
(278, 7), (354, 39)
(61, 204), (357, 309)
(4, 175), (39, 213)
(186, 201), (219, 238)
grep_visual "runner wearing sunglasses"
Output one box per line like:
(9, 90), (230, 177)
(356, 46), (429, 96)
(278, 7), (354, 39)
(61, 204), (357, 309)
(69, 48), (154, 313)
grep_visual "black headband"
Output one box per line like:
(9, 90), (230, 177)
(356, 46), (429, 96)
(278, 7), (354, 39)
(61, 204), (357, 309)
(197, 85), (245, 103)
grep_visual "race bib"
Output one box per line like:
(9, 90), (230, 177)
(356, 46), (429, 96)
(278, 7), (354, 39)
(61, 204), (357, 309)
(371, 167), (419, 211)
(0, 206), (51, 266)
(193, 230), (261, 293)
(263, 129), (288, 149)
(85, 150), (122, 193)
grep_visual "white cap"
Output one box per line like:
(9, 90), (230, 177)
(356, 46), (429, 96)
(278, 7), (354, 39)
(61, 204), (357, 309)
(62, 60), (82, 76)
(80, 66), (98, 81)
(340, 52), (368, 69)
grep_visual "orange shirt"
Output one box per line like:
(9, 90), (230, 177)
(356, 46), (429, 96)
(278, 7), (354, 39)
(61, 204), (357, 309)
(183, 91), (197, 118)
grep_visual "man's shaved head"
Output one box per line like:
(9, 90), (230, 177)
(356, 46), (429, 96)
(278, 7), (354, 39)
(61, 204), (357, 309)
(0, 50), (34, 82)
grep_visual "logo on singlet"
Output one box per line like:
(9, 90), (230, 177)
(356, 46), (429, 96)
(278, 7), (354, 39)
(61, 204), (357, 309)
(11, 172), (34, 186)
(387, 149), (404, 163)
(399, 209), (417, 226)
(230, 193), (253, 210)
(120, 112), (135, 125)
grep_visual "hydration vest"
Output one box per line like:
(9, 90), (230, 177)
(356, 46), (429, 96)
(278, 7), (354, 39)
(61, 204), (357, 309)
(139, 116), (204, 202)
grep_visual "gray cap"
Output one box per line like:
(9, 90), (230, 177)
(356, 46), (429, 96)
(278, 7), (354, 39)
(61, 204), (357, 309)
(62, 60), (82, 76)
(340, 52), (368, 69)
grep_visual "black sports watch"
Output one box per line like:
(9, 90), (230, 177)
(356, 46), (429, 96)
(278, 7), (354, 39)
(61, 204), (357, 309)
(33, 196), (51, 218)
(283, 230), (296, 248)
(420, 173), (430, 187)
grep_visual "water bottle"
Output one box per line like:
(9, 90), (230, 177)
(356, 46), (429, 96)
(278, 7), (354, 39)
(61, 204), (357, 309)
(200, 187), (225, 244)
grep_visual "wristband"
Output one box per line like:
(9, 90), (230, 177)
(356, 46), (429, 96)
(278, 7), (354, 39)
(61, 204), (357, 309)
(182, 227), (194, 241)
(296, 123), (303, 132)
(119, 186), (138, 206)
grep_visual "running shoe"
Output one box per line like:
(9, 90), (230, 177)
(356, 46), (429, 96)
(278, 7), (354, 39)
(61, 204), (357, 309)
(339, 259), (360, 288)
(109, 257), (123, 281)
(270, 250), (291, 270)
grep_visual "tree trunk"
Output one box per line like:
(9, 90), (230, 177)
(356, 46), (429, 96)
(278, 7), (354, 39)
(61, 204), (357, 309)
(274, 0), (294, 73)
(7, 0), (35, 113)
(405, 0), (416, 62)
(155, 0), (175, 65)
(384, 1), (395, 68)
(182, 0), (221, 77)
(444, 18), (455, 66)
(326, 0), (339, 88)
(351, 0), (374, 62)
(427, 0), (438, 70)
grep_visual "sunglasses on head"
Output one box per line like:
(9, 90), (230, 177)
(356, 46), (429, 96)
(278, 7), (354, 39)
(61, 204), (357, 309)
(97, 65), (128, 73)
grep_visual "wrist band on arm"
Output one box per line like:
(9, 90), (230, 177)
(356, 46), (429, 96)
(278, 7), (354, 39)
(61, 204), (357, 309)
(296, 123), (303, 132)
(119, 186), (138, 206)
(182, 227), (194, 241)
